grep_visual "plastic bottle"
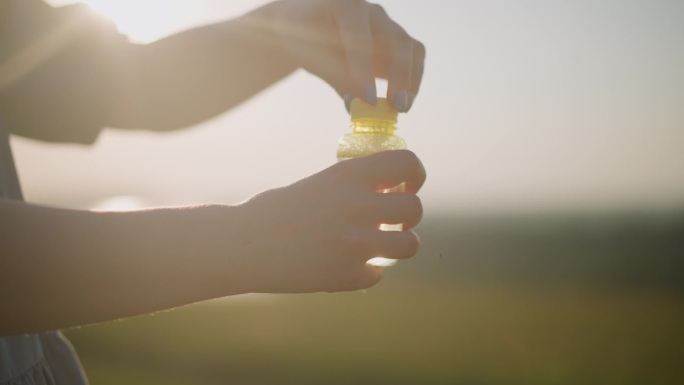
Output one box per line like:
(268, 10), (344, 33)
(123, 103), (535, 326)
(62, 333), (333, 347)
(337, 97), (407, 267)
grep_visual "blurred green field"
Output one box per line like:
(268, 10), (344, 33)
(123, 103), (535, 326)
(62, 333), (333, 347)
(65, 213), (684, 385)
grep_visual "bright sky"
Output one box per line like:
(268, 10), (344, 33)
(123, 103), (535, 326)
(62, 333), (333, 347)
(12, 0), (684, 214)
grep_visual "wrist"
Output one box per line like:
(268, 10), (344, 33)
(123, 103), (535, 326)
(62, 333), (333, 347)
(236, 1), (300, 71)
(179, 204), (255, 298)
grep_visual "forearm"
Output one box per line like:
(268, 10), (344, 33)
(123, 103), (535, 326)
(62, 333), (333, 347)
(0, 151), (427, 335)
(110, 3), (298, 130)
(0, 199), (248, 336)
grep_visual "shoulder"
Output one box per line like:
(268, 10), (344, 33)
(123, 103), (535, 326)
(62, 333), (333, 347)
(1, 0), (132, 144)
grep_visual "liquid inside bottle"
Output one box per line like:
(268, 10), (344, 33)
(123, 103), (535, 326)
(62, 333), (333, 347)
(337, 98), (407, 267)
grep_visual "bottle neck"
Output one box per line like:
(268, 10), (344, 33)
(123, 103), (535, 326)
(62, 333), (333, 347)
(351, 118), (397, 135)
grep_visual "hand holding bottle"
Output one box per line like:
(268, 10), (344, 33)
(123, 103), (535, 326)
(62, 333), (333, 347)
(234, 150), (425, 294)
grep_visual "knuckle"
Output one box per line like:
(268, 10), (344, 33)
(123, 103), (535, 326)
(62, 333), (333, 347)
(349, 195), (376, 220)
(404, 232), (421, 257)
(407, 195), (423, 221)
(371, 3), (388, 17)
(343, 227), (371, 254)
(399, 149), (420, 168)
(383, 20), (410, 44)
(385, 150), (422, 178)
(333, 0), (365, 12)
(395, 24), (411, 41)
(413, 40), (426, 57)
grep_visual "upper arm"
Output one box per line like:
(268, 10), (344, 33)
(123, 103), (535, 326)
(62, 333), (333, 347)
(0, 0), (137, 144)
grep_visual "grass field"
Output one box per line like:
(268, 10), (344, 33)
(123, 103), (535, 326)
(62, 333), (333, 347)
(65, 213), (684, 385)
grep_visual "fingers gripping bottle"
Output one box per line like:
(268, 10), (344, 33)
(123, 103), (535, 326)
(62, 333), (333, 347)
(337, 98), (407, 267)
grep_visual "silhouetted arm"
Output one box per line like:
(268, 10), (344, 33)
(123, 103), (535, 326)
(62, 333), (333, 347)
(107, 3), (299, 131)
(1, 1), (425, 142)
(110, 0), (426, 130)
(0, 199), (248, 335)
(0, 2), (296, 141)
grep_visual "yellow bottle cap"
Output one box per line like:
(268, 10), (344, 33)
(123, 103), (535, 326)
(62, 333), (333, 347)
(350, 98), (398, 121)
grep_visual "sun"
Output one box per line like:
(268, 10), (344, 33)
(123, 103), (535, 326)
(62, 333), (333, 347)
(91, 195), (148, 212)
(78, 0), (192, 43)
(46, 1), (259, 43)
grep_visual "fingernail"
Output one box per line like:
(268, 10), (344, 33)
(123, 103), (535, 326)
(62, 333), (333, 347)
(343, 94), (353, 113)
(406, 92), (416, 111)
(365, 84), (377, 106)
(394, 89), (409, 112)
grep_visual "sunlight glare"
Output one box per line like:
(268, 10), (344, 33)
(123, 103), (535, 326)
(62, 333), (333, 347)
(91, 195), (147, 212)
(80, 0), (191, 42)
(367, 257), (397, 267)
